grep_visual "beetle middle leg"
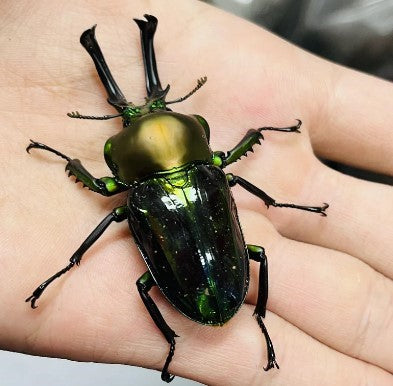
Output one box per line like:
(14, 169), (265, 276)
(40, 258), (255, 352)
(26, 140), (127, 196)
(247, 244), (279, 371)
(25, 206), (128, 308)
(227, 173), (328, 215)
(136, 271), (178, 383)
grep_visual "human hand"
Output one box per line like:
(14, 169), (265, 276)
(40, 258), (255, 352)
(1, 0), (392, 384)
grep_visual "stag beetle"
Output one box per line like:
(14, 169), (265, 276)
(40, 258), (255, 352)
(26, 15), (328, 382)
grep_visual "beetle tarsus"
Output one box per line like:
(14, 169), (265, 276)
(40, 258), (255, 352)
(258, 119), (302, 134)
(25, 294), (38, 309)
(255, 314), (279, 371)
(25, 262), (75, 310)
(263, 358), (280, 371)
(320, 203), (329, 216)
(161, 339), (176, 382)
(273, 201), (330, 216)
(137, 271), (178, 382)
(26, 140), (71, 162)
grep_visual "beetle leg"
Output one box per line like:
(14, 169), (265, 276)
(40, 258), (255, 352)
(25, 206), (128, 309)
(136, 271), (178, 383)
(247, 244), (279, 371)
(26, 140), (128, 196)
(227, 173), (329, 216)
(248, 245), (268, 318)
(212, 120), (301, 167)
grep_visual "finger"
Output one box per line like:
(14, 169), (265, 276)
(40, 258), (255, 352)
(271, 162), (393, 279)
(241, 210), (393, 372)
(231, 138), (393, 279)
(176, 310), (392, 386)
(309, 59), (393, 175)
(9, 187), (391, 386)
(20, 305), (393, 386)
(13, 208), (391, 384)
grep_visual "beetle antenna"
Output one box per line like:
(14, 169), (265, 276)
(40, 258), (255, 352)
(67, 111), (123, 120)
(166, 76), (207, 105)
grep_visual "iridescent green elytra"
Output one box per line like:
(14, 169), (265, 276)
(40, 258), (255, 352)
(26, 14), (328, 383)
(128, 163), (248, 325)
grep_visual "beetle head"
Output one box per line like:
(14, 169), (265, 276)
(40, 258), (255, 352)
(119, 77), (207, 127)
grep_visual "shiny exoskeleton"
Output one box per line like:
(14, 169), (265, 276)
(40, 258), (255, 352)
(26, 15), (328, 383)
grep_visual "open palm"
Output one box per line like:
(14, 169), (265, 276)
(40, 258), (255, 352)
(1, 0), (392, 385)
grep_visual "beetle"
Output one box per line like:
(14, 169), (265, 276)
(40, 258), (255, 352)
(26, 15), (328, 382)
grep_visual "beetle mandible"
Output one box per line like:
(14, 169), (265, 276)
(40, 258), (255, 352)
(26, 15), (329, 383)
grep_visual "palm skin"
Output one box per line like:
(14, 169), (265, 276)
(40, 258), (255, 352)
(0, 0), (392, 385)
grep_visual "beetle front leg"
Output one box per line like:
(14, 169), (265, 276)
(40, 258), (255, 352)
(136, 271), (179, 383)
(212, 120), (301, 167)
(26, 140), (127, 196)
(227, 174), (328, 216)
(247, 244), (279, 371)
(26, 206), (128, 308)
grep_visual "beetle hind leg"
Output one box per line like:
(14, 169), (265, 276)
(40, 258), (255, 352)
(255, 314), (279, 371)
(136, 271), (179, 383)
(247, 244), (279, 371)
